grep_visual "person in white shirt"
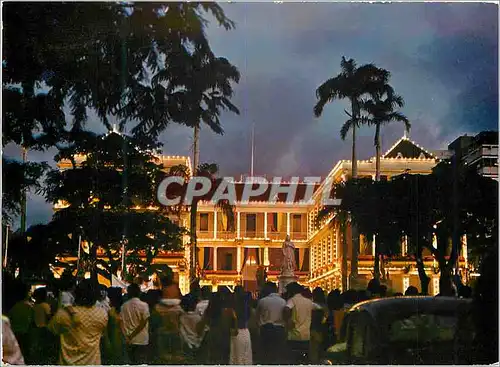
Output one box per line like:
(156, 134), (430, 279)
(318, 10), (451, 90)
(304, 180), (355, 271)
(2, 315), (25, 365)
(96, 285), (111, 313)
(256, 282), (286, 364)
(283, 282), (318, 364)
(195, 286), (211, 317)
(179, 293), (206, 362)
(120, 283), (150, 364)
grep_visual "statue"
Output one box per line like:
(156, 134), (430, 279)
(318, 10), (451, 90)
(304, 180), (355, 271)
(281, 235), (296, 276)
(278, 235), (298, 294)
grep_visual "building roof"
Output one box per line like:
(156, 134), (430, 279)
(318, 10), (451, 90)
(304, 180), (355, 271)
(164, 179), (321, 204)
(383, 136), (435, 159)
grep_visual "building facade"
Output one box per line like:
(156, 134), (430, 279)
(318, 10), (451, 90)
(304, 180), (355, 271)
(448, 131), (498, 180)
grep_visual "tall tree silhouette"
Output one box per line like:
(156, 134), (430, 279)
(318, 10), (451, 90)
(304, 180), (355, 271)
(362, 68), (410, 181)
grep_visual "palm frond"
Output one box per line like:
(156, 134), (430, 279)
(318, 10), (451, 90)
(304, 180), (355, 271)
(340, 119), (355, 141)
(314, 76), (344, 117)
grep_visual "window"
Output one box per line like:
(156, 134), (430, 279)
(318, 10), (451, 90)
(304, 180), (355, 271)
(200, 213), (209, 231)
(402, 277), (410, 293)
(271, 213), (278, 232)
(348, 315), (368, 359)
(224, 253), (233, 271)
(388, 314), (457, 343)
(246, 214), (256, 232)
(292, 214), (302, 233)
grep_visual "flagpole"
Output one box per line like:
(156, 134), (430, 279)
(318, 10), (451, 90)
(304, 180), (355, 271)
(3, 225), (10, 268)
(250, 122), (255, 177)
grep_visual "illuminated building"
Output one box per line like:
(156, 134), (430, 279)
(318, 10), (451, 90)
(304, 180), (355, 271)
(54, 134), (468, 295)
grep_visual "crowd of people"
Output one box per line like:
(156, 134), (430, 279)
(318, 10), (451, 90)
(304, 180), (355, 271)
(1, 270), (476, 365)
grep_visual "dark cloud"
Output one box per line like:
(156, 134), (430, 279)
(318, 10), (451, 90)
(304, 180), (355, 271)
(10, 3), (497, 227)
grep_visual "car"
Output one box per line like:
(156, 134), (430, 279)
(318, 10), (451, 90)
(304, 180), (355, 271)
(323, 296), (473, 365)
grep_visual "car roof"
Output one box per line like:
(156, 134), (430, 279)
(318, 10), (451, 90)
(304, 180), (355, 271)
(348, 296), (472, 321)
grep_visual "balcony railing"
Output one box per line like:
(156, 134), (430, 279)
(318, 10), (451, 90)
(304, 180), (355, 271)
(267, 231), (287, 240)
(197, 230), (212, 239)
(290, 231), (307, 240)
(241, 231), (266, 238)
(217, 231), (236, 240)
(197, 230), (307, 240)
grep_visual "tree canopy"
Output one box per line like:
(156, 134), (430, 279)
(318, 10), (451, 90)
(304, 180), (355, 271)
(44, 131), (186, 281)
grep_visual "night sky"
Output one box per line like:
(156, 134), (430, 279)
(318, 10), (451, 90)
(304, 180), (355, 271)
(4, 2), (498, 228)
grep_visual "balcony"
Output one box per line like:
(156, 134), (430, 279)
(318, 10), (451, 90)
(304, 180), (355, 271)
(290, 231), (307, 241)
(217, 231), (236, 240)
(267, 231), (287, 241)
(241, 231), (266, 239)
(478, 166), (498, 177)
(196, 229), (307, 240)
(197, 230), (212, 239)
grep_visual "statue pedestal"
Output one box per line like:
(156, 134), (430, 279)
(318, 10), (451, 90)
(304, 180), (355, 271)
(278, 272), (298, 295)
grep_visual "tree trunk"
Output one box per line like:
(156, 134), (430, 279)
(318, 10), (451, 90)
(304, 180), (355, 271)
(350, 215), (359, 287)
(373, 252), (380, 283)
(341, 219), (348, 292)
(375, 123), (381, 182)
(437, 255), (454, 296)
(416, 247), (430, 295)
(451, 153), (460, 286)
(20, 146), (28, 233)
(190, 125), (200, 283)
(351, 120), (358, 179)
(380, 255), (387, 282)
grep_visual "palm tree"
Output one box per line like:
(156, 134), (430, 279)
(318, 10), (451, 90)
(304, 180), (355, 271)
(314, 57), (381, 178)
(362, 69), (410, 181)
(168, 162), (235, 283)
(314, 57), (385, 285)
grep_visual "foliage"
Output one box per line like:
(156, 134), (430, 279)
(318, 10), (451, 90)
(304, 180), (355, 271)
(7, 224), (69, 280)
(317, 167), (497, 290)
(2, 158), (49, 226)
(3, 2), (239, 138)
(44, 131), (185, 280)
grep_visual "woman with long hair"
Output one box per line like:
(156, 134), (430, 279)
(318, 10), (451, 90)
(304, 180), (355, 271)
(229, 291), (253, 365)
(103, 287), (127, 365)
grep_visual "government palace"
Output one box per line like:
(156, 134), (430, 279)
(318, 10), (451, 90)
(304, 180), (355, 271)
(56, 134), (474, 295)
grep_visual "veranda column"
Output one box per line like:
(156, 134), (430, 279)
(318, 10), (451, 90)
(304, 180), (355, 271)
(213, 247), (218, 271)
(213, 210), (217, 239)
(237, 211), (241, 238)
(237, 246), (242, 273)
(372, 234), (376, 257)
(264, 247), (269, 266)
(264, 212), (268, 239)
(286, 212), (291, 236)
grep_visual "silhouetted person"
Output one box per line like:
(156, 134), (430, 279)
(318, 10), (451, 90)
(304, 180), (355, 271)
(229, 291), (253, 364)
(121, 283), (150, 364)
(283, 282), (317, 364)
(379, 285), (388, 297)
(367, 278), (381, 296)
(458, 285), (472, 298)
(472, 248), (498, 364)
(49, 279), (108, 365)
(310, 287), (327, 363)
(256, 282), (286, 364)
(404, 286), (419, 296)
(7, 282), (33, 362)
